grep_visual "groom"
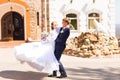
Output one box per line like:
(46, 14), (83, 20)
(48, 17), (70, 78)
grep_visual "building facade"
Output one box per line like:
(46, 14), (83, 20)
(0, 0), (115, 41)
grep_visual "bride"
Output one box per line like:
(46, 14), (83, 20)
(14, 21), (60, 73)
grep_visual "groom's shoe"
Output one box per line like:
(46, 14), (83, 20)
(57, 75), (67, 78)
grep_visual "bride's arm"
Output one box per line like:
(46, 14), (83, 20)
(46, 29), (58, 42)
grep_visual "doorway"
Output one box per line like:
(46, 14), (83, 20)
(1, 12), (24, 41)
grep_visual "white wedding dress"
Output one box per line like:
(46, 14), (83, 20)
(14, 29), (59, 73)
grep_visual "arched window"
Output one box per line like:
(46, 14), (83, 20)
(88, 13), (100, 29)
(66, 13), (77, 30)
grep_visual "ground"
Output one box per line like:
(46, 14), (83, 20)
(0, 48), (120, 80)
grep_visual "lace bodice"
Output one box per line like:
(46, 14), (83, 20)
(47, 29), (59, 42)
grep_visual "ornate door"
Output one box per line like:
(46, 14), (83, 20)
(1, 12), (24, 41)
(1, 12), (13, 40)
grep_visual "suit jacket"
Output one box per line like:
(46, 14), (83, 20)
(55, 27), (70, 47)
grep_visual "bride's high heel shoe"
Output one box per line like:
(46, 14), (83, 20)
(48, 71), (57, 77)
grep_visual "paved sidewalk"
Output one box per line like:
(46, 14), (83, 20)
(0, 48), (120, 80)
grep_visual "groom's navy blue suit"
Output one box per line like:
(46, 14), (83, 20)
(54, 27), (70, 76)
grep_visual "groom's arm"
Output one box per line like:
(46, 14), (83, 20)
(55, 29), (70, 44)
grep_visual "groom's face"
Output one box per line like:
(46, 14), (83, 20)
(62, 21), (68, 27)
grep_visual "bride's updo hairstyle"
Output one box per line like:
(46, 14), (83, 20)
(51, 21), (57, 30)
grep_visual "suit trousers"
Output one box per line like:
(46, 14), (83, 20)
(54, 45), (67, 75)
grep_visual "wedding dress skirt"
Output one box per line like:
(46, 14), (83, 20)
(14, 41), (59, 73)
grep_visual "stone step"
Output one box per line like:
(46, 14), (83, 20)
(0, 41), (25, 48)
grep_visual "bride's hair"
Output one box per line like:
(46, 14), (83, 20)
(51, 21), (57, 30)
(51, 22), (54, 30)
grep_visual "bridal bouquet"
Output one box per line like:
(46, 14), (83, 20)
(41, 31), (48, 41)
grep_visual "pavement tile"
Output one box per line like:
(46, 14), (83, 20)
(0, 48), (120, 80)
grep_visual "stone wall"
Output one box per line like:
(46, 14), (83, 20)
(65, 31), (120, 58)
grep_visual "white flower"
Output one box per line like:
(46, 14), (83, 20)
(60, 30), (64, 33)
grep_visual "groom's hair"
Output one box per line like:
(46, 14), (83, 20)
(62, 17), (71, 24)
